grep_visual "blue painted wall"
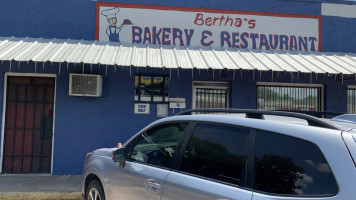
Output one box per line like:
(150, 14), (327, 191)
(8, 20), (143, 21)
(0, 62), (352, 174)
(0, 0), (96, 40)
(0, 0), (355, 174)
(322, 16), (356, 53)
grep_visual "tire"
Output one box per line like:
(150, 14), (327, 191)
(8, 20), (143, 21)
(85, 179), (105, 200)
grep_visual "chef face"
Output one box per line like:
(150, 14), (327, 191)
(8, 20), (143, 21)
(108, 17), (117, 26)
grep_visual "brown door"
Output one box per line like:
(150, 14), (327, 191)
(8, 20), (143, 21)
(2, 76), (55, 173)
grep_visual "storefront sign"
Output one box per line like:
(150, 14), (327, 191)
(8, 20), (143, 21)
(96, 3), (321, 51)
(134, 103), (150, 114)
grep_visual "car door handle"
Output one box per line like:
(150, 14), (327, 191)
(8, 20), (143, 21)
(146, 181), (161, 189)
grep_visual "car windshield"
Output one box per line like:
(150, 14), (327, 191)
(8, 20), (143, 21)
(322, 118), (356, 131)
(331, 114), (356, 123)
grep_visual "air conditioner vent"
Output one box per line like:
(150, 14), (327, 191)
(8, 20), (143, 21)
(69, 74), (102, 97)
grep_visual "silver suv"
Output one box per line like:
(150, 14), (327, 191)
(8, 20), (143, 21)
(81, 109), (356, 200)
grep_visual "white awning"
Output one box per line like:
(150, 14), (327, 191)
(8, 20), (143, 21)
(1, 36), (356, 74)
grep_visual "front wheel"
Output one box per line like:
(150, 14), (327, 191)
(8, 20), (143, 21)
(85, 179), (105, 200)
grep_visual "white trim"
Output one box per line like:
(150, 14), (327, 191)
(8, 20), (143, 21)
(192, 81), (230, 109)
(193, 81), (230, 90)
(134, 96), (169, 102)
(0, 75), (7, 173)
(0, 72), (56, 174)
(51, 77), (57, 174)
(257, 82), (324, 88)
(322, 3), (356, 18)
(257, 82), (324, 112)
(5, 73), (56, 78)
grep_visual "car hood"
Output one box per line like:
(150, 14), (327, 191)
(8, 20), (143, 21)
(93, 148), (117, 157)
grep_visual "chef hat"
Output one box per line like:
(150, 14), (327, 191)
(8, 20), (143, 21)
(101, 7), (120, 19)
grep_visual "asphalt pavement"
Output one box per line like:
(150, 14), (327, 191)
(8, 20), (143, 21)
(0, 174), (82, 200)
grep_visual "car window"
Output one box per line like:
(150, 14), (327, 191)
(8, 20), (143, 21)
(254, 130), (338, 196)
(128, 123), (188, 168)
(180, 123), (249, 186)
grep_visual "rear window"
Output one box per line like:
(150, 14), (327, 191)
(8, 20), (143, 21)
(254, 130), (338, 196)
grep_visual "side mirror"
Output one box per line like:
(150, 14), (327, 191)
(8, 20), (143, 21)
(112, 148), (126, 168)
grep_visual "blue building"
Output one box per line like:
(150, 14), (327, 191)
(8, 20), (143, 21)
(0, 0), (355, 175)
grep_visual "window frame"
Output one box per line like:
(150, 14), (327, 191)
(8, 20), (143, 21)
(135, 74), (169, 103)
(192, 81), (230, 109)
(257, 82), (324, 112)
(174, 121), (255, 190)
(347, 85), (356, 113)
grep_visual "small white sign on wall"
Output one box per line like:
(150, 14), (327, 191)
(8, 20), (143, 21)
(169, 98), (186, 109)
(134, 103), (150, 114)
(157, 104), (168, 117)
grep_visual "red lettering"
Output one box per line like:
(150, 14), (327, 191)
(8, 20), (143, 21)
(206, 17), (212, 26)
(219, 15), (226, 26)
(225, 16), (233, 26)
(213, 17), (219, 25)
(235, 18), (242, 27)
(248, 19), (256, 29)
(193, 13), (257, 29)
(194, 13), (204, 26)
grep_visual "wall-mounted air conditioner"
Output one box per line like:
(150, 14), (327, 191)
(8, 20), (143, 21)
(69, 73), (102, 97)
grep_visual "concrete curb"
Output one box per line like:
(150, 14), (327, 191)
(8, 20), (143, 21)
(0, 192), (82, 200)
(0, 175), (82, 199)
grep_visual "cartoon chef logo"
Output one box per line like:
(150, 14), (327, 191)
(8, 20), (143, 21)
(101, 7), (134, 42)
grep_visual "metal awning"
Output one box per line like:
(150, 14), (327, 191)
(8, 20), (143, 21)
(1, 36), (356, 74)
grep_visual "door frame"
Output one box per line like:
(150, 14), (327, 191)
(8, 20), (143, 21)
(0, 73), (57, 173)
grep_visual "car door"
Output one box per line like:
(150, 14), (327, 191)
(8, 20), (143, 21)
(252, 130), (339, 200)
(161, 123), (253, 200)
(108, 122), (189, 200)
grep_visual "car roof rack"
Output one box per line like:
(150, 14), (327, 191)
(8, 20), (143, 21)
(275, 110), (344, 118)
(176, 108), (341, 130)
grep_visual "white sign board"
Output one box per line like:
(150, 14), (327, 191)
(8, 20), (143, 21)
(96, 3), (321, 51)
(157, 104), (168, 117)
(169, 98), (186, 109)
(134, 103), (150, 114)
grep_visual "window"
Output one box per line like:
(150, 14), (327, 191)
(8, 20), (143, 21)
(347, 87), (356, 113)
(254, 130), (338, 196)
(193, 81), (229, 108)
(257, 83), (322, 111)
(135, 74), (169, 103)
(180, 123), (249, 186)
(129, 123), (187, 168)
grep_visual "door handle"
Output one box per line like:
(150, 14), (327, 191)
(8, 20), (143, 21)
(146, 181), (161, 189)
(145, 180), (162, 193)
